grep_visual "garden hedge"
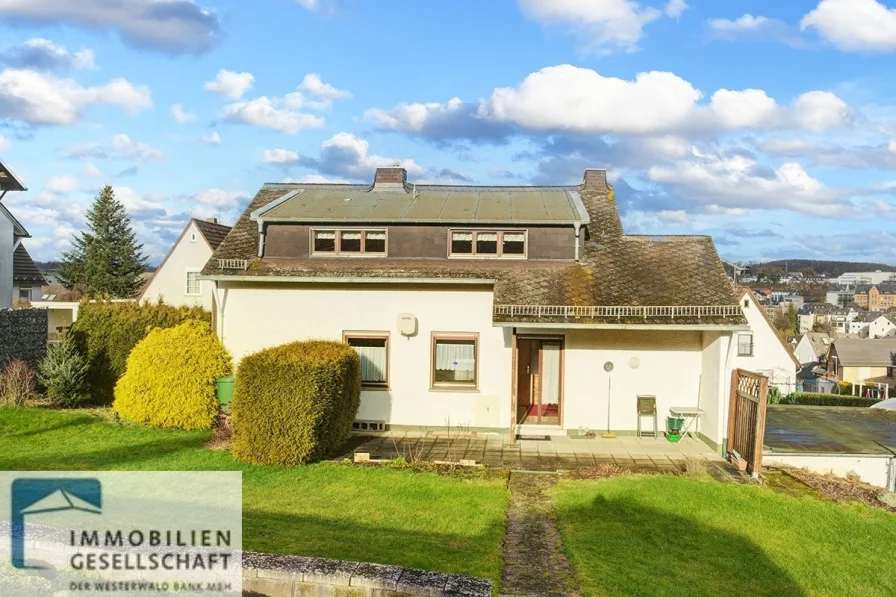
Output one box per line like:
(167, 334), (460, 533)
(113, 321), (231, 430)
(70, 301), (210, 404)
(784, 392), (881, 408)
(232, 340), (361, 466)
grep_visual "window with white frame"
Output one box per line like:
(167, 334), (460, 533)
(185, 271), (201, 295)
(737, 332), (754, 356)
(18, 287), (32, 301)
(345, 334), (389, 387)
(449, 230), (526, 258)
(431, 334), (478, 387)
(312, 229), (387, 256)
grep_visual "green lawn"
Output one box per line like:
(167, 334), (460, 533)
(553, 475), (896, 597)
(0, 408), (508, 583)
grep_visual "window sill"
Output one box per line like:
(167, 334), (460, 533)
(361, 386), (391, 392)
(429, 386), (480, 393)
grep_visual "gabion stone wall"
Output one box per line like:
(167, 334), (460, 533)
(0, 308), (48, 369)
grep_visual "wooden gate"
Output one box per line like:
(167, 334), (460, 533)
(727, 369), (769, 477)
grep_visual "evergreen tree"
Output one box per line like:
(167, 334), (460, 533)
(57, 186), (148, 298)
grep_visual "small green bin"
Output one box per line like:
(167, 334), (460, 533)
(667, 416), (684, 434)
(216, 376), (235, 413)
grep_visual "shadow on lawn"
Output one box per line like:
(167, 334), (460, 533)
(0, 435), (211, 471)
(242, 508), (503, 583)
(10, 416), (94, 438)
(563, 495), (806, 597)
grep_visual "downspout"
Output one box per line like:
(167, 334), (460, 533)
(721, 331), (738, 454)
(257, 219), (266, 258)
(573, 223), (581, 262)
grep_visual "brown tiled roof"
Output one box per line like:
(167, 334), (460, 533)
(202, 174), (742, 326)
(13, 245), (46, 285)
(193, 218), (232, 250)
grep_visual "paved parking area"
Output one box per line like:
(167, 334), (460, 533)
(765, 405), (896, 454)
(332, 430), (726, 472)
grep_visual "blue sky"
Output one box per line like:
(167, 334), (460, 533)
(2, 0), (896, 266)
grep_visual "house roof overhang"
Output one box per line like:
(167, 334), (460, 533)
(496, 321), (750, 331)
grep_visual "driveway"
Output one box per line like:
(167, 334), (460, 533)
(765, 405), (896, 455)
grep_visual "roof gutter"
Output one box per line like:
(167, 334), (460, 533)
(199, 275), (496, 285)
(496, 321), (751, 331)
(256, 216), (589, 226)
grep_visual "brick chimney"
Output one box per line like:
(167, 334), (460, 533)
(205, 217), (218, 224)
(582, 169), (608, 190)
(374, 166), (407, 186)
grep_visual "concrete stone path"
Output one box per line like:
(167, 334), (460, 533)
(500, 472), (580, 597)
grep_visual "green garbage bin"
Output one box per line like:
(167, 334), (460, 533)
(667, 416), (684, 434)
(216, 376), (235, 413)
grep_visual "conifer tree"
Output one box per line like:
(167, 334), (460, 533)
(57, 186), (148, 298)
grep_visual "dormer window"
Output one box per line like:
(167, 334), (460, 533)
(312, 228), (387, 256)
(450, 230), (527, 259)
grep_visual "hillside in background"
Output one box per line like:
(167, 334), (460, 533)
(743, 260), (896, 278)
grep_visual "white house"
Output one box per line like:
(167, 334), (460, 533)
(140, 218), (231, 310)
(869, 314), (896, 339)
(201, 168), (749, 452)
(793, 332), (832, 366)
(12, 245), (46, 303)
(0, 159), (33, 309)
(732, 289), (800, 392)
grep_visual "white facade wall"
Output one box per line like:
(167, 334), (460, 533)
(837, 272), (895, 285)
(215, 282), (734, 446)
(848, 320), (871, 337)
(794, 336), (820, 365)
(733, 293), (797, 391)
(141, 222), (215, 309)
(764, 454), (895, 491)
(0, 213), (12, 309)
(869, 316), (896, 339)
(798, 313), (815, 334)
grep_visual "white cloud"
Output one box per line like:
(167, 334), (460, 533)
(170, 103), (195, 123)
(304, 132), (425, 180)
(45, 175), (78, 194)
(195, 188), (249, 210)
(201, 131), (222, 145)
(647, 152), (852, 217)
(222, 97), (323, 134)
(112, 186), (166, 216)
(0, 134), (8, 152)
(67, 134), (164, 163)
(82, 163), (101, 178)
(263, 149), (300, 164)
(655, 209), (691, 224)
(518, 0), (663, 53)
(0, 38), (95, 70)
(294, 0), (337, 14)
(890, 140), (896, 153)
(298, 73), (351, 101)
(0, 68), (151, 125)
(709, 14), (769, 32)
(801, 0), (896, 52)
(204, 69), (254, 99)
(366, 97), (514, 143)
(665, 0), (687, 19)
(481, 64), (853, 135)
(284, 174), (349, 184)
(0, 0), (221, 54)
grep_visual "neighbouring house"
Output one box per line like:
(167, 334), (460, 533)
(733, 289), (800, 392)
(825, 286), (856, 308)
(829, 307), (859, 336)
(12, 244), (46, 303)
(837, 271), (896, 285)
(0, 159), (35, 310)
(201, 167), (749, 451)
(848, 311), (880, 337)
(825, 338), (896, 389)
(869, 313), (896, 339)
(854, 282), (896, 311)
(139, 218), (232, 310)
(793, 332), (833, 367)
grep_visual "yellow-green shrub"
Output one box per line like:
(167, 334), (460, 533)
(71, 301), (210, 404)
(232, 340), (361, 466)
(113, 320), (231, 430)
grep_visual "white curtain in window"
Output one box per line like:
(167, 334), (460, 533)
(452, 232), (473, 241)
(435, 341), (475, 381)
(342, 231), (361, 240)
(504, 232), (524, 242)
(353, 343), (387, 382)
(477, 232), (498, 242)
(541, 343), (561, 404)
(367, 231), (386, 240)
(316, 231), (336, 240)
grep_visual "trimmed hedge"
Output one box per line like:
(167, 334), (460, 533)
(114, 321), (231, 430)
(70, 301), (210, 404)
(784, 392), (881, 408)
(232, 340), (361, 466)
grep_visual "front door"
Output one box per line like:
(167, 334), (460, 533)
(515, 338), (562, 425)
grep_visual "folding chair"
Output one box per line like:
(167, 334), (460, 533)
(636, 395), (657, 438)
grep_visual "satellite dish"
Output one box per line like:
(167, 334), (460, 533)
(603, 361), (614, 373)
